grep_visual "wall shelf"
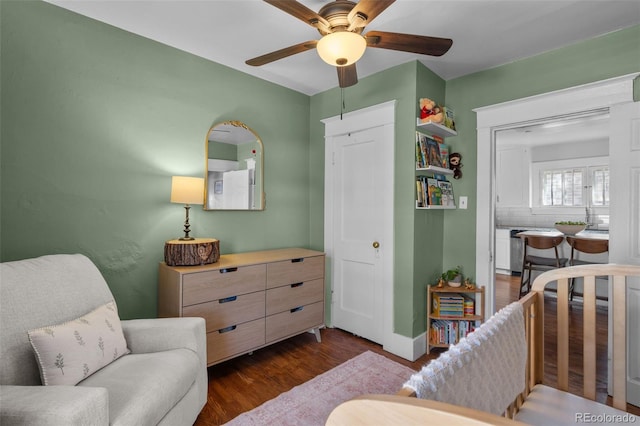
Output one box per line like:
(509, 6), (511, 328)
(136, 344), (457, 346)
(416, 201), (456, 210)
(416, 119), (457, 138)
(416, 166), (454, 176)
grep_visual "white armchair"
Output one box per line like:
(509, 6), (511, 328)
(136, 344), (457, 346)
(0, 254), (207, 426)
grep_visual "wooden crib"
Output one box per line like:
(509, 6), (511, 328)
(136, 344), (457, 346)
(328, 264), (640, 425)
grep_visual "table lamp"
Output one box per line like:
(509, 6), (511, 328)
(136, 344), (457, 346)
(170, 176), (204, 241)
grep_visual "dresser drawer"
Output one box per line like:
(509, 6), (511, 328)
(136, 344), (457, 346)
(266, 278), (324, 316)
(266, 255), (324, 289)
(266, 301), (324, 343)
(183, 291), (265, 332)
(183, 264), (266, 306)
(206, 318), (265, 364)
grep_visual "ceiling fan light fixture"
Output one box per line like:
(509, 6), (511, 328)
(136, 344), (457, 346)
(317, 31), (366, 67)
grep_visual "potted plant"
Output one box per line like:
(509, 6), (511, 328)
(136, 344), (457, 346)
(441, 266), (463, 287)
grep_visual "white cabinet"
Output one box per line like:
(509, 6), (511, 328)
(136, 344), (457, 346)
(495, 229), (511, 273)
(496, 146), (530, 207)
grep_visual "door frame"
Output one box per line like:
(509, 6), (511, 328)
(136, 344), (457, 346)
(473, 73), (639, 316)
(322, 100), (397, 354)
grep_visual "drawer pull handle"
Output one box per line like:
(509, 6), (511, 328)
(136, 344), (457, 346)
(219, 296), (238, 303)
(219, 325), (237, 334)
(291, 282), (304, 288)
(220, 267), (238, 274)
(291, 258), (304, 263)
(290, 306), (304, 313)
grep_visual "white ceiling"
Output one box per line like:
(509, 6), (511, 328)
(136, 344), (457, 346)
(45, 0), (640, 96)
(496, 112), (610, 147)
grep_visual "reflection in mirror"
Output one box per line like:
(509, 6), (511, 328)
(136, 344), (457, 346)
(205, 121), (264, 210)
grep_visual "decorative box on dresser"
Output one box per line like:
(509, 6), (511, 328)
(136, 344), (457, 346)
(158, 248), (325, 366)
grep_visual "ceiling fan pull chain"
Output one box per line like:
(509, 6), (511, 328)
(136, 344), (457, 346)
(340, 87), (345, 120)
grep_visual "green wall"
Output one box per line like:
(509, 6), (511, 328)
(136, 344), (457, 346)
(441, 25), (640, 278)
(0, 1), (311, 319)
(412, 64), (447, 336)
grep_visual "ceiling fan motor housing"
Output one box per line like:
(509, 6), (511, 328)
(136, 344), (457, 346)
(317, 0), (364, 35)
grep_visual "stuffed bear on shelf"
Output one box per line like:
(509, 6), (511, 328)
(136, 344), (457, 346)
(419, 98), (444, 124)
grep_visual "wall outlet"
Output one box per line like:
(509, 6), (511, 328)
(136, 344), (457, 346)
(459, 196), (468, 209)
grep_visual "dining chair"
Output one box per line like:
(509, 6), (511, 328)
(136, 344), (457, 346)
(565, 236), (609, 300)
(519, 235), (568, 298)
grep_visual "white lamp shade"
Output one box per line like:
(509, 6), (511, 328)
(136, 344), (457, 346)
(170, 176), (204, 205)
(317, 32), (366, 66)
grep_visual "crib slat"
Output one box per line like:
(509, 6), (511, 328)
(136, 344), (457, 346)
(533, 291), (544, 385)
(583, 275), (597, 400)
(612, 274), (627, 410)
(524, 305), (531, 395)
(557, 277), (569, 392)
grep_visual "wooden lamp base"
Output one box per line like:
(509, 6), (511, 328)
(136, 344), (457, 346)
(164, 238), (220, 266)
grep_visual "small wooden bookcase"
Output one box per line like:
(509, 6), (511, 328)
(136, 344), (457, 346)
(426, 285), (485, 354)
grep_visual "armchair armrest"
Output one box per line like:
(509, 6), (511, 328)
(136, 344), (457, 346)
(0, 385), (108, 426)
(121, 316), (207, 383)
(121, 317), (205, 357)
(121, 317), (208, 408)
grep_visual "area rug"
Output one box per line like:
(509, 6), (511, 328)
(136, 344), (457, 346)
(223, 351), (416, 426)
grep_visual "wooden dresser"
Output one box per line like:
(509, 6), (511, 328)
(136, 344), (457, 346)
(158, 248), (325, 366)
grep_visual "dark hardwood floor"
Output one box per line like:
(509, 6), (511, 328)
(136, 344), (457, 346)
(195, 274), (638, 425)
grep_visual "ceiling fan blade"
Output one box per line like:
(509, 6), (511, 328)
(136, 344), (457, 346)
(264, 0), (330, 33)
(347, 0), (395, 30)
(365, 31), (453, 57)
(246, 40), (318, 66)
(337, 64), (358, 88)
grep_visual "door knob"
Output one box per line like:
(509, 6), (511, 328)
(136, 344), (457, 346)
(372, 241), (380, 248)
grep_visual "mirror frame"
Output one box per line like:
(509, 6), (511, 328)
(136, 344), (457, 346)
(204, 120), (265, 211)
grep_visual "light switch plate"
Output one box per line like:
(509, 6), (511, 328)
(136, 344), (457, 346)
(459, 196), (468, 209)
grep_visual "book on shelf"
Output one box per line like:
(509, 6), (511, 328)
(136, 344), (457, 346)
(430, 320), (477, 345)
(437, 180), (455, 207)
(443, 107), (456, 131)
(415, 133), (426, 169)
(416, 179), (425, 207)
(440, 145), (450, 170)
(415, 131), (444, 169)
(463, 294), (475, 316)
(432, 293), (464, 317)
(427, 177), (441, 206)
(433, 136), (449, 169)
(417, 176), (456, 208)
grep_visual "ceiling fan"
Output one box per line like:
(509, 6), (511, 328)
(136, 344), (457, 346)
(246, 0), (453, 88)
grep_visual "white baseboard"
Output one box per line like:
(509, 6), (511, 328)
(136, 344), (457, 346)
(383, 331), (427, 362)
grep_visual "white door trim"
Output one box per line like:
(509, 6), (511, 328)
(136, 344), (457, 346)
(474, 73), (639, 316)
(323, 100), (406, 357)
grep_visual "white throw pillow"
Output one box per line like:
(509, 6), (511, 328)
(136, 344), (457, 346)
(28, 300), (130, 385)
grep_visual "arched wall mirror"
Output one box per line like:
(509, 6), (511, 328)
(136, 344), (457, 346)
(205, 120), (264, 210)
